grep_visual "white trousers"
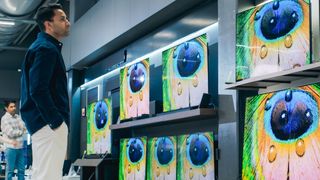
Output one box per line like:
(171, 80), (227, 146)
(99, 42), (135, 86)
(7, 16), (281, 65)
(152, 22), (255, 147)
(31, 122), (68, 180)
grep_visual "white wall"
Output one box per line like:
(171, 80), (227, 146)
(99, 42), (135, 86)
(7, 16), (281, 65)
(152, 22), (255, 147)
(218, 0), (239, 179)
(63, 0), (175, 69)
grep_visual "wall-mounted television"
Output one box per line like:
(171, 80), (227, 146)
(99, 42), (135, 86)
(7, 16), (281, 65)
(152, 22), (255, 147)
(242, 83), (320, 179)
(236, 0), (310, 81)
(119, 137), (147, 180)
(162, 34), (208, 112)
(177, 132), (215, 179)
(147, 136), (177, 179)
(87, 86), (98, 105)
(120, 59), (150, 120)
(86, 98), (112, 155)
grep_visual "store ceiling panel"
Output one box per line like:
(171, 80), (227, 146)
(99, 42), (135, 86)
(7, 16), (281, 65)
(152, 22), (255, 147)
(0, 0), (63, 71)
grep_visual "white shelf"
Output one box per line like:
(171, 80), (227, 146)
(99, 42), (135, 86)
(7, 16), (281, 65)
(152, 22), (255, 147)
(225, 62), (320, 90)
(110, 108), (216, 130)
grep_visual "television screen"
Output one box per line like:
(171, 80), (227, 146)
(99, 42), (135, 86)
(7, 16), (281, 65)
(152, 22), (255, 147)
(147, 136), (177, 179)
(87, 86), (98, 104)
(86, 98), (112, 155)
(236, 0), (310, 81)
(242, 83), (320, 179)
(119, 137), (147, 180)
(177, 132), (215, 179)
(120, 59), (150, 120)
(162, 34), (208, 112)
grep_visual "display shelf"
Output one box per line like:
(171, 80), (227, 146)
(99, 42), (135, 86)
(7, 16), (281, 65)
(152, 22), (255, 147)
(74, 159), (103, 167)
(225, 62), (320, 90)
(110, 108), (216, 130)
(74, 158), (118, 180)
(74, 158), (117, 167)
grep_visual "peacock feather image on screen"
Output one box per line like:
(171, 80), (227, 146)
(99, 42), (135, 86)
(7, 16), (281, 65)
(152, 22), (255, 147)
(177, 132), (215, 180)
(86, 98), (112, 155)
(236, 0), (310, 81)
(242, 83), (320, 179)
(162, 34), (208, 112)
(120, 59), (149, 120)
(119, 137), (147, 180)
(147, 136), (177, 180)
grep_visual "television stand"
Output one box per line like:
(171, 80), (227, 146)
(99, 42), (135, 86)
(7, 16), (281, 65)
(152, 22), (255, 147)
(73, 158), (118, 180)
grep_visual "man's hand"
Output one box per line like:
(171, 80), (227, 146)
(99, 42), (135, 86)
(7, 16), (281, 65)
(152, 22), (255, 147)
(10, 140), (18, 147)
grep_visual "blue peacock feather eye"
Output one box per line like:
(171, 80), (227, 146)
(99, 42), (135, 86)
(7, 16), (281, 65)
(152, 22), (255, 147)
(173, 41), (204, 78)
(127, 62), (147, 93)
(127, 138), (144, 163)
(255, 0), (303, 41)
(264, 89), (318, 142)
(155, 137), (174, 165)
(94, 100), (108, 130)
(186, 134), (211, 166)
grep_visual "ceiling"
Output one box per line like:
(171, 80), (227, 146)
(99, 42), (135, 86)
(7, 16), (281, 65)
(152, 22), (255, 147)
(0, 0), (267, 72)
(0, 0), (68, 72)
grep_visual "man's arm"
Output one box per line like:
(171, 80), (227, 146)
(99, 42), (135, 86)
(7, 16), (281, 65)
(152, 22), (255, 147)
(0, 136), (18, 146)
(1, 117), (24, 138)
(17, 116), (27, 133)
(29, 46), (64, 130)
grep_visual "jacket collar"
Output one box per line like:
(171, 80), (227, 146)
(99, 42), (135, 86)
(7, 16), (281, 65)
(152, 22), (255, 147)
(37, 32), (63, 50)
(5, 112), (17, 118)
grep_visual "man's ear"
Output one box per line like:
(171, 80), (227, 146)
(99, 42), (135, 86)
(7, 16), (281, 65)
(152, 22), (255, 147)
(44, 21), (51, 32)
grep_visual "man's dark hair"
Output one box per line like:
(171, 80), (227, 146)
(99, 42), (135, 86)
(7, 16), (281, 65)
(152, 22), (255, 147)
(4, 100), (16, 108)
(35, 4), (63, 31)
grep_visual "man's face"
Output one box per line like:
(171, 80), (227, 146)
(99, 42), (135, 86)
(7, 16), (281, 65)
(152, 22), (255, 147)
(46, 9), (70, 40)
(5, 103), (16, 115)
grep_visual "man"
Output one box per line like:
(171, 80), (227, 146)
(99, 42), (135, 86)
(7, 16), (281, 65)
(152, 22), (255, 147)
(20, 4), (70, 180)
(1, 100), (26, 180)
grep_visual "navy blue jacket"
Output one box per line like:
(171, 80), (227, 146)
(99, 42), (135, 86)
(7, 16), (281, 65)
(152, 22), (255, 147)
(20, 32), (70, 135)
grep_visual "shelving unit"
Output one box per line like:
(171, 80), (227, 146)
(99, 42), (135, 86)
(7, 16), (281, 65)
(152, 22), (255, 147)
(74, 158), (118, 180)
(110, 108), (217, 130)
(225, 62), (320, 90)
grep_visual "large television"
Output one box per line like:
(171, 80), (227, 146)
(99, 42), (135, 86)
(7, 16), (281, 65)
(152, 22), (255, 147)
(242, 83), (320, 179)
(236, 0), (310, 81)
(120, 59), (150, 120)
(147, 136), (177, 179)
(162, 34), (208, 112)
(119, 137), (147, 180)
(86, 98), (112, 155)
(177, 132), (215, 180)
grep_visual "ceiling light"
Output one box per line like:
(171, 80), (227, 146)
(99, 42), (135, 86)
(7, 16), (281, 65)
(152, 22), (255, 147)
(0, 20), (15, 26)
(154, 31), (176, 39)
(181, 18), (213, 26)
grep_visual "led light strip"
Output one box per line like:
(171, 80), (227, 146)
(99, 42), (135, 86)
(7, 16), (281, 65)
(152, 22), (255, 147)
(0, 20), (15, 26)
(80, 22), (218, 90)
